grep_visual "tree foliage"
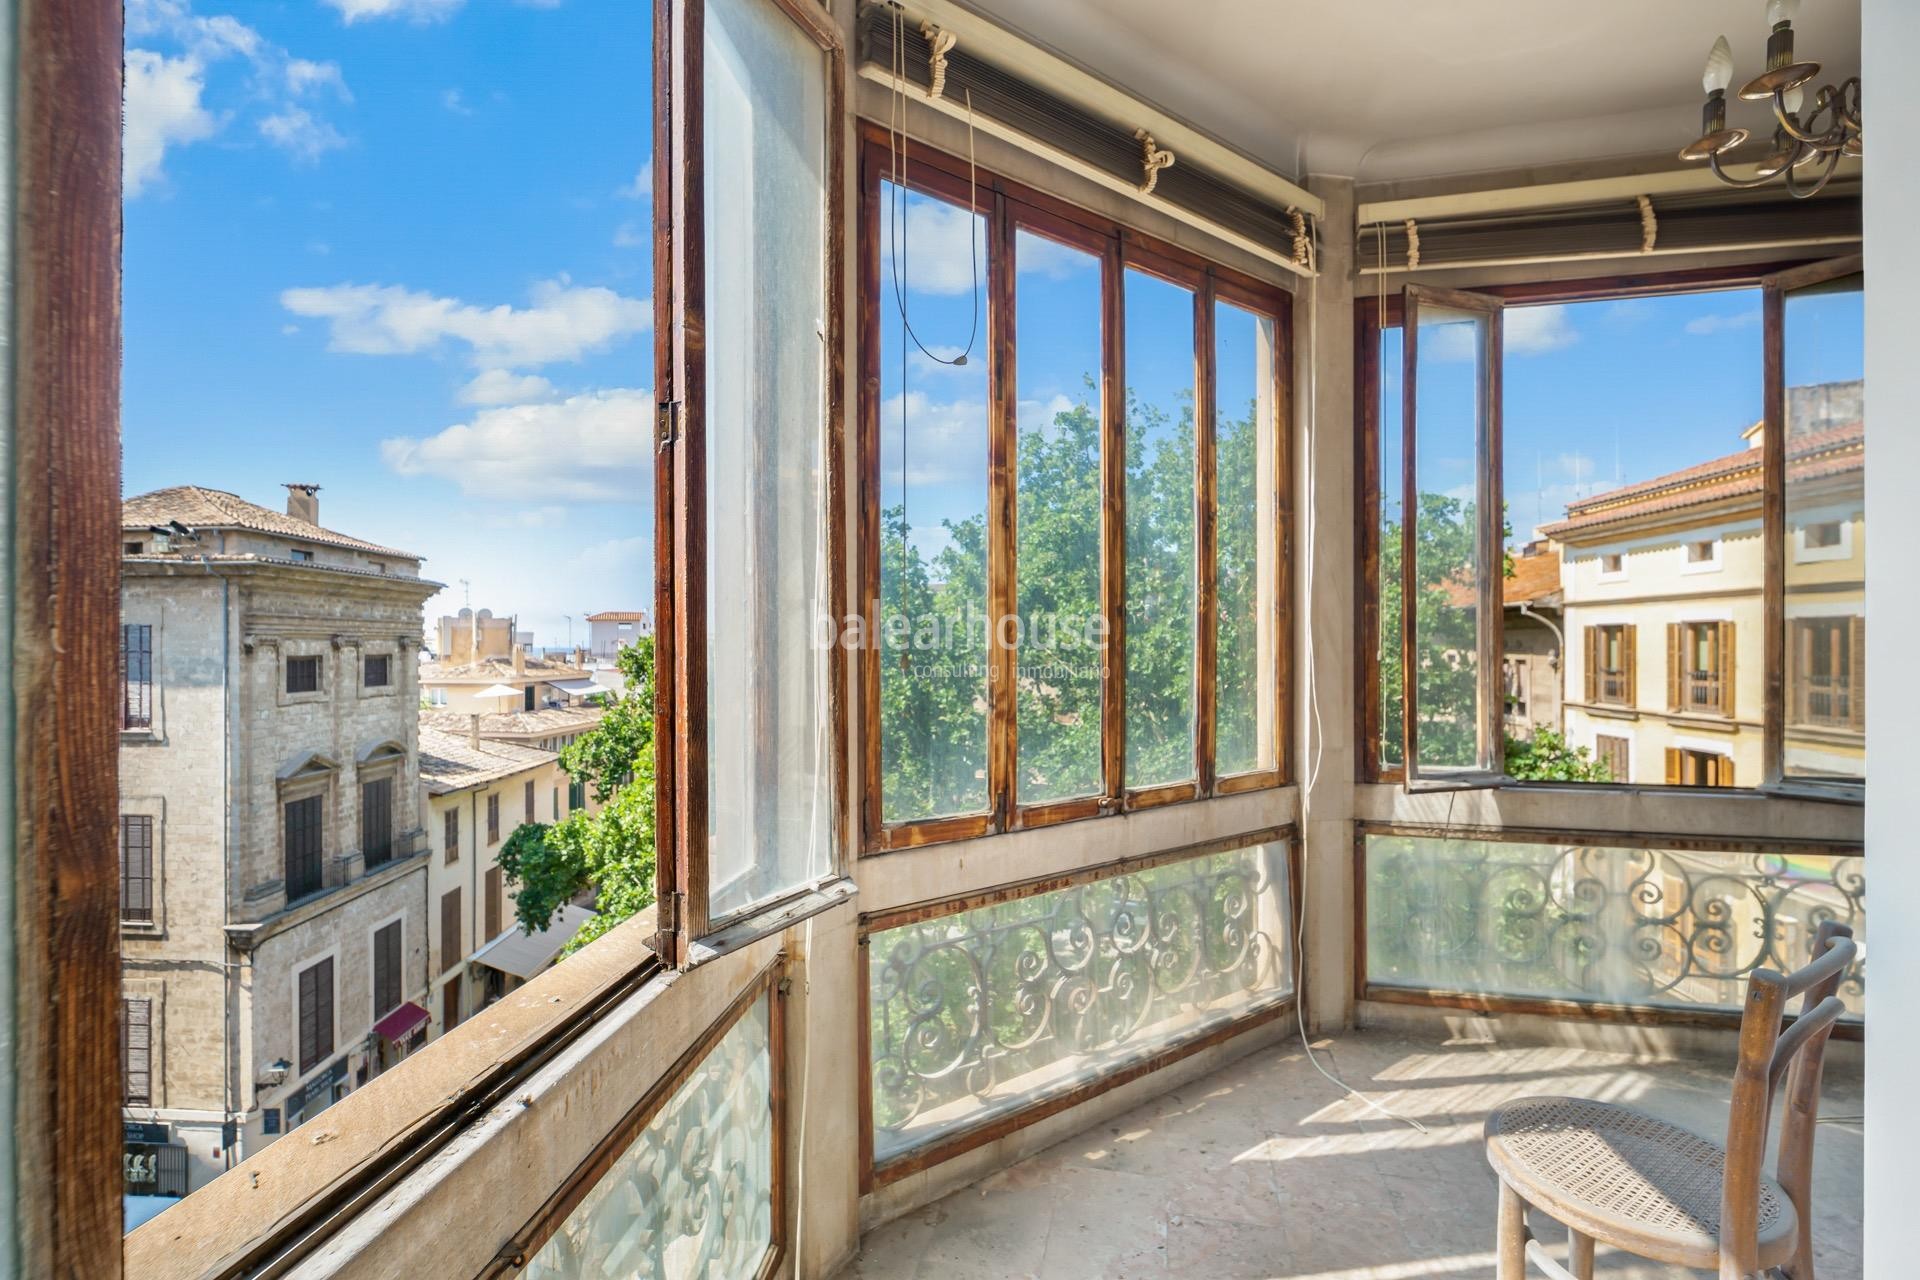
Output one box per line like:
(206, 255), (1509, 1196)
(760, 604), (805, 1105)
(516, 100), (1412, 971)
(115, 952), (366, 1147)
(1505, 727), (1613, 783)
(499, 638), (658, 956)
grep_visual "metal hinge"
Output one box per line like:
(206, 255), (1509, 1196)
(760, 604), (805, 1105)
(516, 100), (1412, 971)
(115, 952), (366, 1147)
(657, 400), (681, 451)
(662, 890), (686, 935)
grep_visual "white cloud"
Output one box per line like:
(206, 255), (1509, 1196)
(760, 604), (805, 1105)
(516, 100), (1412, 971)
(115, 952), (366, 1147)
(324, 0), (466, 22)
(879, 197), (986, 296)
(613, 221), (646, 249)
(1017, 234), (1095, 280)
(1685, 309), (1761, 336)
(123, 49), (217, 196)
(878, 391), (988, 486)
(576, 535), (652, 582)
(381, 388), (654, 502)
(1428, 303), (1578, 362)
(440, 88), (473, 116)
(458, 370), (556, 406)
(618, 160), (653, 200)
(281, 278), (651, 370)
(259, 107), (347, 163)
(123, 1), (350, 194)
(1018, 394), (1077, 437)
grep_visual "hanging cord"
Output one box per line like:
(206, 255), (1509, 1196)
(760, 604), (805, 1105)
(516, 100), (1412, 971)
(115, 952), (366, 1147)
(1287, 171), (1425, 1136)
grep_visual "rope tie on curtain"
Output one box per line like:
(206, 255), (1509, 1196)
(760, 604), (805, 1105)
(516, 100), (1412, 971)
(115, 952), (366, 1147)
(1404, 218), (1421, 269)
(1135, 128), (1175, 195)
(1287, 207), (1312, 268)
(921, 22), (957, 100)
(1638, 194), (1659, 253)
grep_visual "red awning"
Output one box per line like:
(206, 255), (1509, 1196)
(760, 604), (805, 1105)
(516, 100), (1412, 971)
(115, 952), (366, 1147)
(370, 1001), (429, 1043)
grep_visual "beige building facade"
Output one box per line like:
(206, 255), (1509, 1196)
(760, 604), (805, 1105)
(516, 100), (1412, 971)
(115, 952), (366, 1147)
(120, 485), (438, 1194)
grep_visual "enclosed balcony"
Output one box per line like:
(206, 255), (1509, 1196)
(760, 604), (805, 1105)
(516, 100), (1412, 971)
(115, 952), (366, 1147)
(4, 1), (1910, 1279)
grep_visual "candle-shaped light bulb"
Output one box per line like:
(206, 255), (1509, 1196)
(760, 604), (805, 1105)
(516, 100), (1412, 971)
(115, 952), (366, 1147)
(1782, 83), (1804, 115)
(1703, 35), (1735, 94)
(1767, 0), (1799, 27)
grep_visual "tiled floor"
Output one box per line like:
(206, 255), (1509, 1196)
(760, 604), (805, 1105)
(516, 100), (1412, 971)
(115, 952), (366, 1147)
(841, 1029), (1864, 1280)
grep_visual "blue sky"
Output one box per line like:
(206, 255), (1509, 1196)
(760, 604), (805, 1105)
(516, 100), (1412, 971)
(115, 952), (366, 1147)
(1382, 287), (1865, 542)
(123, 0), (650, 651)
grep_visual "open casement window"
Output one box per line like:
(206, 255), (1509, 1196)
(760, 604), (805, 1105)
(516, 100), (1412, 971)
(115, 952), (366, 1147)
(1399, 285), (1507, 789)
(654, 0), (846, 960)
(1763, 255), (1865, 796)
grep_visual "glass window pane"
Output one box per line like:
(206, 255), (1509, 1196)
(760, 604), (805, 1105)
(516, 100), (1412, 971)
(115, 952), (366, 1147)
(1014, 229), (1103, 806)
(704, 0), (833, 917)
(1213, 300), (1278, 777)
(878, 180), (991, 823)
(1378, 325), (1404, 771)
(1364, 833), (1863, 1020)
(523, 991), (775, 1279)
(1782, 273), (1865, 783)
(869, 840), (1292, 1164)
(1124, 269), (1196, 788)
(1408, 303), (1489, 774)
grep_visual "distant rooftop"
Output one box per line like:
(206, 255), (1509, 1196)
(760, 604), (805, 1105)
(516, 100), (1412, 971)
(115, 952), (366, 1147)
(586, 611), (649, 623)
(123, 485), (420, 561)
(421, 705), (608, 740)
(420, 654), (589, 682)
(417, 726), (558, 796)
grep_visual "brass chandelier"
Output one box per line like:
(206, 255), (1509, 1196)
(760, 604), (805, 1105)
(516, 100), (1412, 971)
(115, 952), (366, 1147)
(1680, 0), (1861, 197)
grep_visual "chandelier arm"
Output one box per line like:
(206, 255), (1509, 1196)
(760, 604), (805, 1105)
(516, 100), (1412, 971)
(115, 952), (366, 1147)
(1770, 87), (1848, 149)
(1835, 77), (1863, 134)
(1783, 144), (1842, 199)
(1707, 151), (1781, 190)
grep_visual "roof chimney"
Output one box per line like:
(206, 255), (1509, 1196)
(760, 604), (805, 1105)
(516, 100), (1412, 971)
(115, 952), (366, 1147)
(284, 483), (322, 525)
(469, 713), (482, 751)
(512, 644), (526, 676)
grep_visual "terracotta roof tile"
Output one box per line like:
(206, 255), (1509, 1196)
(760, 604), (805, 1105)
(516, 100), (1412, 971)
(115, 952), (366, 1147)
(123, 486), (420, 559)
(417, 726), (558, 795)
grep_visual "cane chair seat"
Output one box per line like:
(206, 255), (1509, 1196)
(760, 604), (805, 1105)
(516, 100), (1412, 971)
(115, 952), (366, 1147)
(1485, 1096), (1798, 1272)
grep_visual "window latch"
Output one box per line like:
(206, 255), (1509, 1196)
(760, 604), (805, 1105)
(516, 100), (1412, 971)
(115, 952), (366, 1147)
(657, 400), (682, 451)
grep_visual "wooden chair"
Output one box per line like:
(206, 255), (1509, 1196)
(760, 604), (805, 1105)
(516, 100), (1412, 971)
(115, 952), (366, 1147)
(1482, 921), (1857, 1280)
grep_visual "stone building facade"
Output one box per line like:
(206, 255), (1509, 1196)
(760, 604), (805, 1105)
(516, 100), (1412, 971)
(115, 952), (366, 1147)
(119, 485), (439, 1194)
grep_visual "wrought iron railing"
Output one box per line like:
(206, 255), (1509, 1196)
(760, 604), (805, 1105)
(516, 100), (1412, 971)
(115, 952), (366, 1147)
(868, 841), (1292, 1164)
(1793, 672), (1855, 728)
(1364, 834), (1864, 1020)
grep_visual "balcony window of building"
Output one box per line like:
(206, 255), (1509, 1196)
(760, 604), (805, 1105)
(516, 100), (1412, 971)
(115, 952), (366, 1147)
(372, 921), (402, 1021)
(287, 655), (321, 695)
(122, 997), (153, 1107)
(485, 866), (503, 943)
(440, 889), (462, 977)
(443, 808), (459, 864)
(1584, 624), (1635, 707)
(121, 623), (154, 730)
(360, 776), (394, 868)
(1666, 747), (1735, 788)
(297, 957), (334, 1075)
(1670, 620), (1734, 717)
(284, 794), (325, 902)
(1595, 733), (1630, 782)
(120, 815), (154, 925)
(487, 793), (500, 845)
(363, 654), (390, 688)
(1790, 616), (1863, 730)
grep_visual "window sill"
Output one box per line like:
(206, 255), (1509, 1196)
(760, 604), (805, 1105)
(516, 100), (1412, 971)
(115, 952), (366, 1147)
(1666, 713), (1739, 733)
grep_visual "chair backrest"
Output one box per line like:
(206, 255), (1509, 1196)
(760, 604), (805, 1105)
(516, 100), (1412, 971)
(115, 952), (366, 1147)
(1718, 919), (1857, 1279)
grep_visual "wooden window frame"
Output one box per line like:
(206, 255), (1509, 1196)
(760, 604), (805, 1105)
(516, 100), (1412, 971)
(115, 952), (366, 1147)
(487, 792), (500, 846)
(654, 0), (848, 963)
(1584, 623), (1636, 708)
(1787, 615), (1862, 730)
(363, 653), (391, 689)
(286, 654), (322, 696)
(856, 127), (1293, 853)
(1354, 260), (1831, 788)
(372, 920), (403, 1022)
(443, 806), (459, 864)
(120, 622), (152, 730)
(119, 813), (154, 925)
(297, 957), (335, 1077)
(1763, 254), (1866, 795)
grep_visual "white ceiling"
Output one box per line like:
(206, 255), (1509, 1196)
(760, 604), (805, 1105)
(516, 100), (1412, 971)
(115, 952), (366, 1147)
(962, 0), (1861, 183)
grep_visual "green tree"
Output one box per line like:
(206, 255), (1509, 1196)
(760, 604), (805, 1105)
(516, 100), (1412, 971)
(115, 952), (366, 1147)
(1505, 727), (1612, 782)
(497, 638), (658, 956)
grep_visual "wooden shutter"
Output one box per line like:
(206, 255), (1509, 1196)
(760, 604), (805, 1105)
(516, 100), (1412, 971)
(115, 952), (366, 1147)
(487, 794), (500, 844)
(1850, 615), (1866, 731)
(299, 958), (333, 1073)
(443, 807), (459, 863)
(485, 866), (503, 942)
(441, 888), (462, 976)
(1717, 622), (1736, 717)
(1583, 627), (1598, 703)
(373, 921), (401, 1019)
(123, 997), (153, 1106)
(1622, 626), (1638, 708)
(1665, 623), (1683, 712)
(1717, 755), (1735, 787)
(1664, 747), (1683, 785)
(524, 779), (535, 823)
(120, 815), (154, 924)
